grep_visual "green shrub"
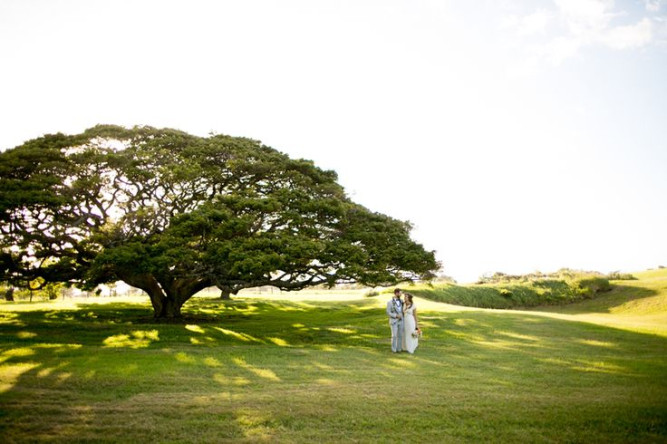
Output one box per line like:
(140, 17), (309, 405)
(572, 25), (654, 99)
(573, 277), (611, 299)
(499, 289), (512, 298)
(606, 271), (637, 280)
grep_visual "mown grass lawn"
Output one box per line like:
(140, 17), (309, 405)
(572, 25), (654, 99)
(1, 272), (666, 443)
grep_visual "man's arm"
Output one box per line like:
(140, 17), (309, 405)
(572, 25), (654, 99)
(386, 301), (396, 318)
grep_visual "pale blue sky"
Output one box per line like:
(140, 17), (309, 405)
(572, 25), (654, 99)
(1, 0), (666, 282)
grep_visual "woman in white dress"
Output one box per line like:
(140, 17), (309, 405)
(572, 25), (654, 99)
(402, 293), (420, 354)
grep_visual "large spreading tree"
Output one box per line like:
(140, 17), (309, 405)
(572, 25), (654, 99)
(0, 125), (439, 318)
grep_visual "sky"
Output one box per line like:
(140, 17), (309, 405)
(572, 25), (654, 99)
(1, 0), (666, 283)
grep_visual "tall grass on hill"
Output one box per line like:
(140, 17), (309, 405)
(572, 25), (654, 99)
(408, 273), (612, 309)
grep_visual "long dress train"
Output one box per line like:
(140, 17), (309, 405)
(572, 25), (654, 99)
(403, 305), (419, 354)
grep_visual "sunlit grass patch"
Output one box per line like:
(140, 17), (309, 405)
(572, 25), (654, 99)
(326, 327), (357, 334)
(184, 324), (205, 334)
(577, 338), (615, 347)
(103, 330), (159, 348)
(0, 362), (40, 393)
(267, 337), (290, 347)
(174, 352), (197, 364)
(1, 347), (35, 359)
(15, 331), (37, 339)
(213, 327), (262, 343)
(570, 360), (631, 375)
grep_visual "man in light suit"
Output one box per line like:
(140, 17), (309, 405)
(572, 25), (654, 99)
(387, 288), (404, 352)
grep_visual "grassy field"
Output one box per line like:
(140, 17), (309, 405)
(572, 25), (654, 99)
(1, 270), (666, 443)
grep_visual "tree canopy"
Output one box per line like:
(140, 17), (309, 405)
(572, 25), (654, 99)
(0, 125), (439, 317)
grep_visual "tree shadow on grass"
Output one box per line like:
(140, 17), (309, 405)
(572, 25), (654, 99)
(1, 300), (666, 442)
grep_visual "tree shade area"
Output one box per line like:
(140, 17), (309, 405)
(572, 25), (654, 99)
(0, 125), (438, 317)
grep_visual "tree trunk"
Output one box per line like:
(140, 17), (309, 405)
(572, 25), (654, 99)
(120, 274), (172, 319)
(219, 286), (232, 300)
(120, 274), (209, 319)
(157, 296), (183, 318)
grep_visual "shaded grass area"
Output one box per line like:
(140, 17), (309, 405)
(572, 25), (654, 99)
(1, 293), (666, 443)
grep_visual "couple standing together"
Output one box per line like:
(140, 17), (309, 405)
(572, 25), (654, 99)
(386, 288), (421, 353)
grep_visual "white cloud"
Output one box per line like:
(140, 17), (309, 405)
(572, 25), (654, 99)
(504, 0), (662, 70)
(544, 35), (583, 65)
(644, 0), (661, 12)
(657, 16), (667, 46)
(554, 0), (614, 34)
(601, 17), (654, 49)
(502, 10), (552, 36)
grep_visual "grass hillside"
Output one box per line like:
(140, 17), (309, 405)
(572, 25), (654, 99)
(529, 268), (667, 337)
(0, 270), (665, 442)
(545, 268), (667, 315)
(405, 270), (653, 310)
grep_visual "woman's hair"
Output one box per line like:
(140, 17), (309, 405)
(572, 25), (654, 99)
(404, 293), (413, 306)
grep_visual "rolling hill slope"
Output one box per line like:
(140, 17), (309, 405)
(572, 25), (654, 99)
(532, 268), (667, 336)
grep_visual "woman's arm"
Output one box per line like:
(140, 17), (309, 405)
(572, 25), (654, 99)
(414, 308), (420, 331)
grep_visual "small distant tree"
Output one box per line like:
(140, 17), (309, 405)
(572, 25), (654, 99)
(44, 282), (63, 300)
(3, 285), (13, 301)
(0, 125), (440, 318)
(435, 273), (457, 284)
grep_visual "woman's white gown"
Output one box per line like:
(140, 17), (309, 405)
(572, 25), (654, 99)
(402, 305), (419, 353)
